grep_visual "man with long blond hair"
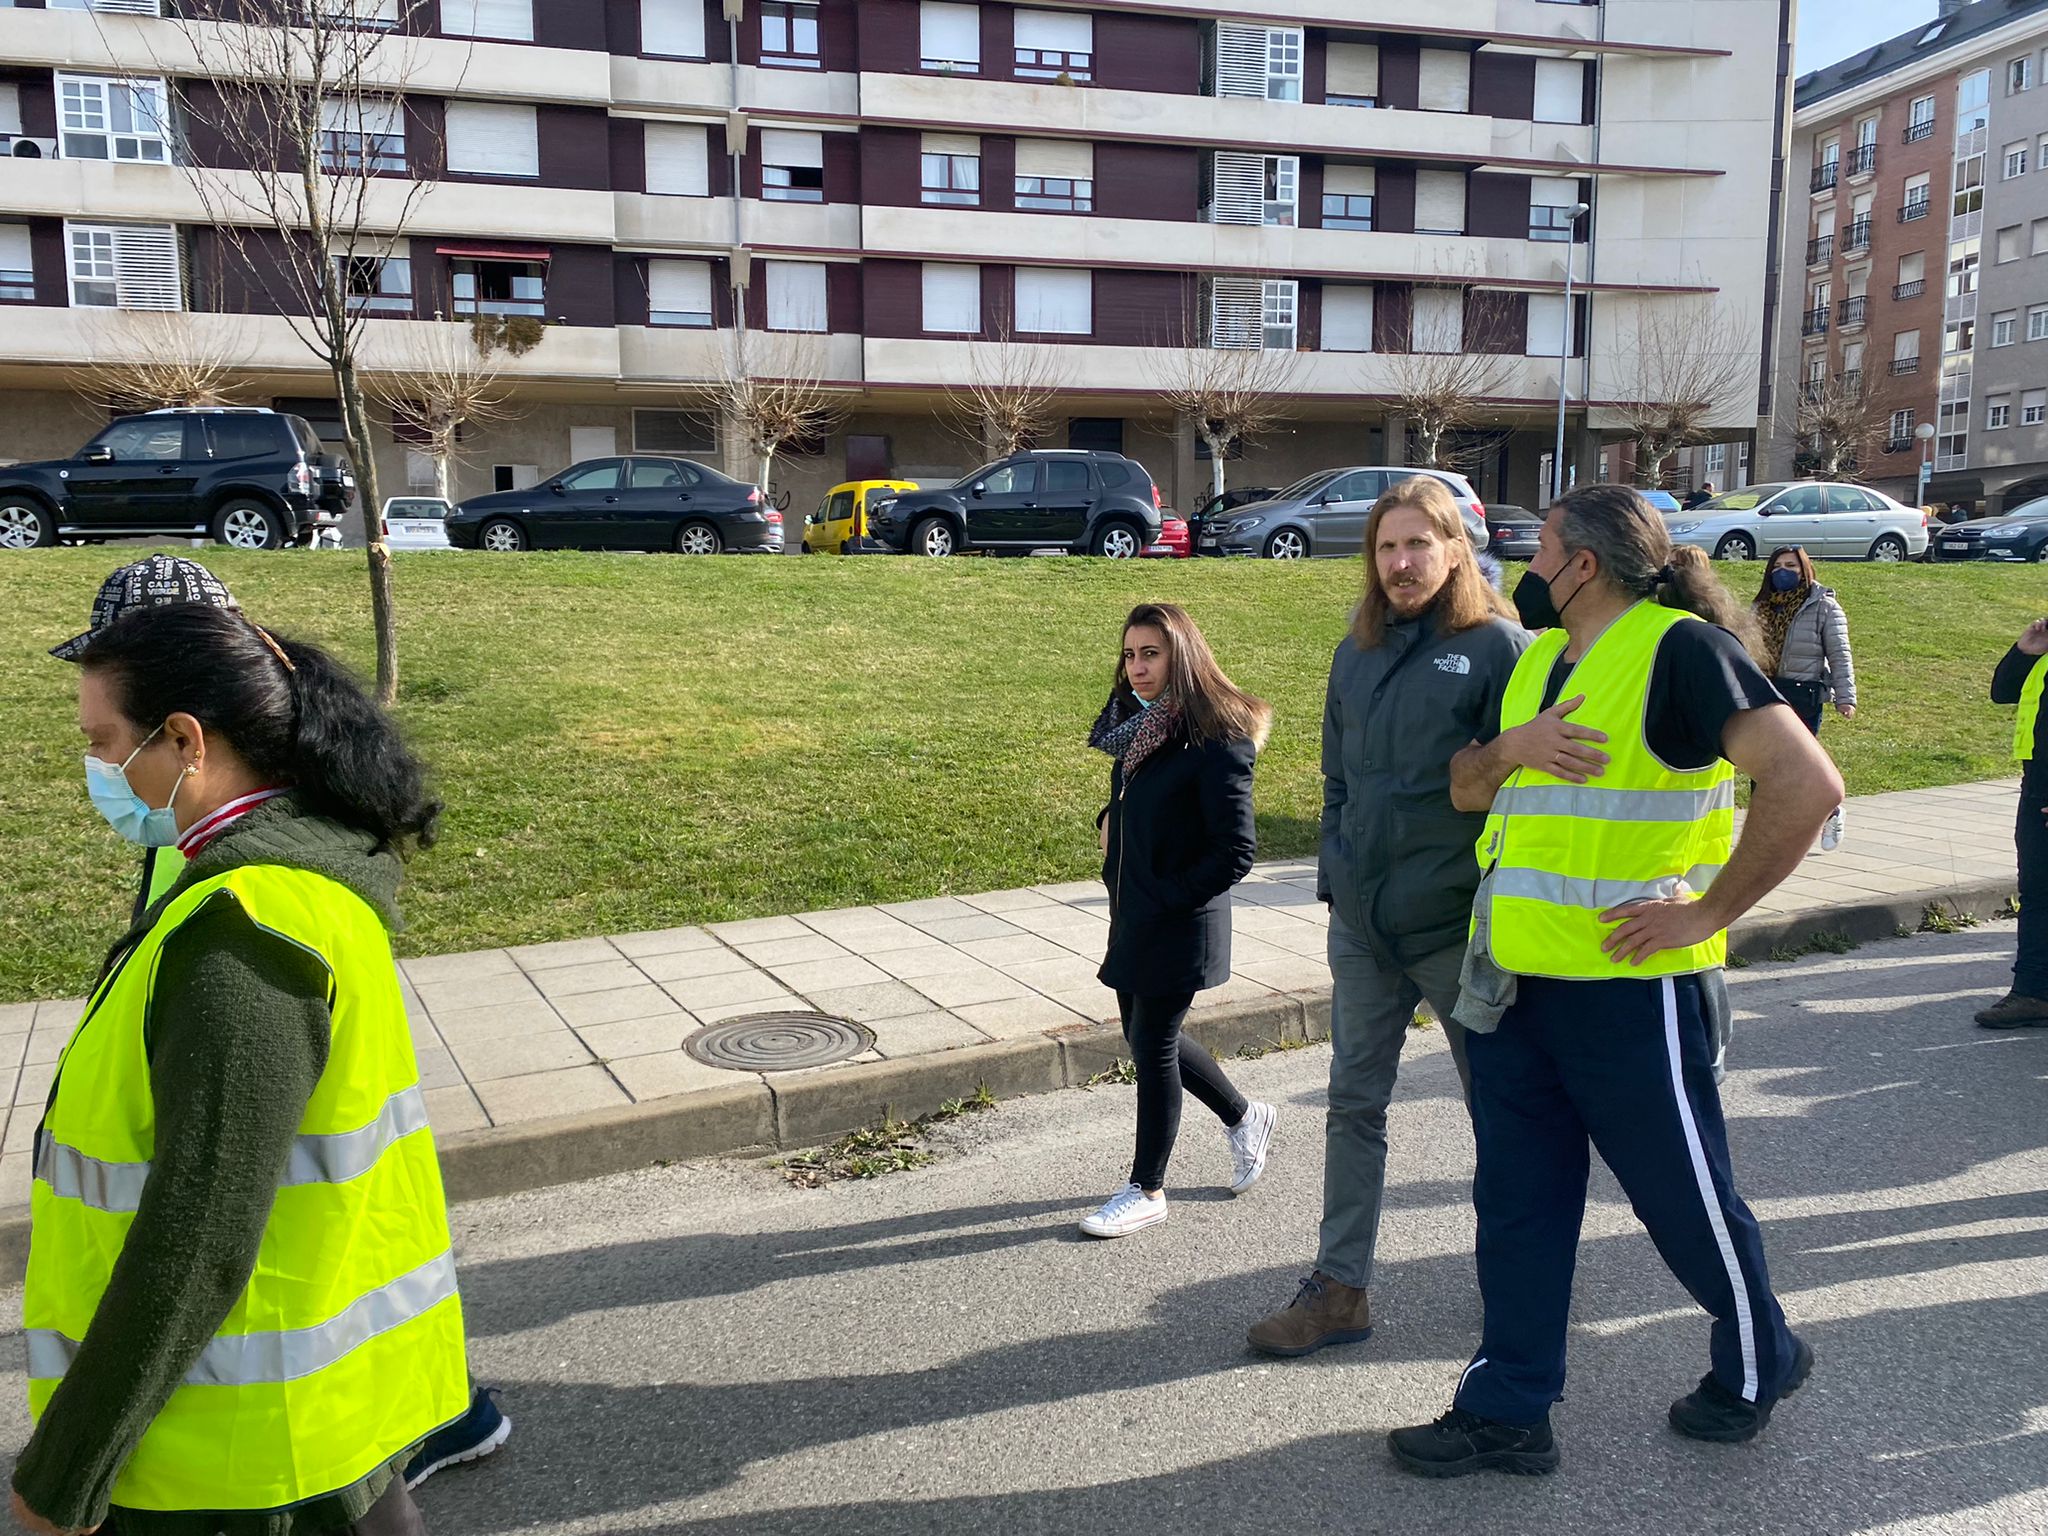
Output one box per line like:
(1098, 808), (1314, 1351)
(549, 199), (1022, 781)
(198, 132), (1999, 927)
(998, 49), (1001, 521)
(1248, 477), (1528, 1358)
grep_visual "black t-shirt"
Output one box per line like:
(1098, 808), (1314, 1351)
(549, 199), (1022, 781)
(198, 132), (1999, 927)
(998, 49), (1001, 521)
(1480, 618), (1784, 771)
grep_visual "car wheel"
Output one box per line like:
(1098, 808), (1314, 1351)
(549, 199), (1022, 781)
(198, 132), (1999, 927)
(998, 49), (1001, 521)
(1867, 534), (1909, 563)
(0, 497), (56, 550)
(1713, 531), (1756, 561)
(910, 516), (957, 557)
(675, 521), (722, 556)
(1093, 521), (1143, 559)
(2032, 542), (2048, 563)
(213, 500), (283, 551)
(1264, 527), (1310, 560)
(479, 518), (526, 552)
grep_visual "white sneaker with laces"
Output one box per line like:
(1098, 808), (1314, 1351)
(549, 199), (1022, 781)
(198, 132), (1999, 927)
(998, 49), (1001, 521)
(1079, 1183), (1167, 1239)
(1227, 1101), (1278, 1195)
(1820, 805), (1845, 852)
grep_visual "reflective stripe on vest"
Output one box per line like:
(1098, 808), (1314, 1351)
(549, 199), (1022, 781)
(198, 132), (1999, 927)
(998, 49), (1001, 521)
(1479, 603), (1736, 980)
(2016, 653), (2046, 763)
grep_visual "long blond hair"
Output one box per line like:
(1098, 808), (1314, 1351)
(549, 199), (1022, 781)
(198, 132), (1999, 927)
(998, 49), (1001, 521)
(1114, 603), (1272, 749)
(1350, 476), (1514, 647)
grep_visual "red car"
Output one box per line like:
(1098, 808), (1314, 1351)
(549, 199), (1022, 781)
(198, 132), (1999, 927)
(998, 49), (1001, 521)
(1143, 513), (1190, 558)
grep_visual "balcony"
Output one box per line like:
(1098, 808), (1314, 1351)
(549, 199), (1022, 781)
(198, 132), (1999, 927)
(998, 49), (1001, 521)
(1801, 307), (1832, 337)
(1903, 119), (1936, 144)
(1846, 143), (1878, 179)
(1840, 369), (1863, 396)
(1838, 296), (1868, 330)
(1893, 279), (1926, 300)
(1899, 199), (1931, 223)
(1884, 435), (1915, 453)
(1843, 217), (1873, 253)
(1800, 379), (1826, 404)
(1891, 356), (1921, 375)
(1810, 162), (1840, 193)
(1806, 234), (1834, 265)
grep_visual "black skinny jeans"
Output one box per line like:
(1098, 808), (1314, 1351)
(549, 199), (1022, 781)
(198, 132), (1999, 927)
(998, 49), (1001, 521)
(1119, 990), (1249, 1191)
(2017, 767), (2047, 999)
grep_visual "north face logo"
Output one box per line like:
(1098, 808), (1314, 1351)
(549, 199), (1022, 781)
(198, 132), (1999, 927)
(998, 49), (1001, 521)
(1435, 654), (1472, 675)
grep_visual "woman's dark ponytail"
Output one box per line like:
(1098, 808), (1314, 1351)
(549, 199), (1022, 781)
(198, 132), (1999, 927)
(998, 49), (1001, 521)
(79, 604), (441, 855)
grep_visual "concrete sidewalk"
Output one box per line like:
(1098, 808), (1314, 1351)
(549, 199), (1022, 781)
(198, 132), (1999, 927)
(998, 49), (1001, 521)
(0, 778), (2024, 1224)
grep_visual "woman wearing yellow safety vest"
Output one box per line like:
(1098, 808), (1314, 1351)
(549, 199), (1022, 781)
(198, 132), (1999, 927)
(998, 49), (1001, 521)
(14, 602), (470, 1535)
(1388, 485), (1845, 1479)
(1977, 617), (2048, 1027)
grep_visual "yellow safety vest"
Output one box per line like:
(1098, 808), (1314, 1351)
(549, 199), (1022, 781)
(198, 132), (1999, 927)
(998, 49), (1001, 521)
(1477, 603), (1736, 980)
(25, 865), (468, 1512)
(2016, 652), (2046, 763)
(142, 847), (185, 910)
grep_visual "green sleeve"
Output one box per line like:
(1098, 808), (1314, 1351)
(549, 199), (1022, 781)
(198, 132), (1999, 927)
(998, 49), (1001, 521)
(12, 894), (332, 1531)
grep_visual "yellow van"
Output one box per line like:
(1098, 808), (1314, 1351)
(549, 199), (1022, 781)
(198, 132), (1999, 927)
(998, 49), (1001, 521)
(805, 479), (919, 554)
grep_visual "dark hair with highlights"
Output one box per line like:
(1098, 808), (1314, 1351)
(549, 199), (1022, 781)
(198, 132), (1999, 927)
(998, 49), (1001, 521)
(80, 604), (441, 855)
(1114, 602), (1272, 750)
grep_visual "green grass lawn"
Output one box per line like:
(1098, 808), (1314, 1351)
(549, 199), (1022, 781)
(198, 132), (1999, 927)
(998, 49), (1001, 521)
(2, 549), (2037, 1002)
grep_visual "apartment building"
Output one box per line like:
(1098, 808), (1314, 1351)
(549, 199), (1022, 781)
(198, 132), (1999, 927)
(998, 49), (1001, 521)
(1774, 0), (2048, 514)
(0, 0), (1786, 520)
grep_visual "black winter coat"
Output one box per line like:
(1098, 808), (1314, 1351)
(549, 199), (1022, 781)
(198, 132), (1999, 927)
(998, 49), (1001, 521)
(1098, 726), (1259, 995)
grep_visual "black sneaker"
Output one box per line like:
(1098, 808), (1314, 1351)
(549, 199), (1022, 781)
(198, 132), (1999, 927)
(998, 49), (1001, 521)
(1975, 992), (2048, 1029)
(1388, 1407), (1559, 1478)
(1668, 1335), (1814, 1444)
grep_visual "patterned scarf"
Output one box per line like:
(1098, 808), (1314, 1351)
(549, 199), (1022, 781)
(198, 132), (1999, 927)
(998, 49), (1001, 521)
(1089, 689), (1181, 779)
(1755, 584), (1810, 676)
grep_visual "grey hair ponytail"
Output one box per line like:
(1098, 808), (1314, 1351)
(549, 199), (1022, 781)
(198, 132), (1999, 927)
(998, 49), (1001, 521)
(1554, 484), (1763, 660)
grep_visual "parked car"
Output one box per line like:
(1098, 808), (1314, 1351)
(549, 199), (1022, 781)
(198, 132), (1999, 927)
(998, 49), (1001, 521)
(0, 407), (350, 551)
(380, 496), (453, 551)
(1200, 467), (1487, 559)
(1187, 486), (1278, 554)
(446, 456), (781, 553)
(864, 450), (1163, 558)
(1666, 481), (1929, 562)
(1484, 503), (1542, 561)
(805, 479), (919, 554)
(1143, 513), (1191, 559)
(1932, 496), (2048, 562)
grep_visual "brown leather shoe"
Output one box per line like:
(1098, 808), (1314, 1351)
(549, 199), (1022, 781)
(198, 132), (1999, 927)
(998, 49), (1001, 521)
(1247, 1272), (1374, 1357)
(1976, 992), (2048, 1029)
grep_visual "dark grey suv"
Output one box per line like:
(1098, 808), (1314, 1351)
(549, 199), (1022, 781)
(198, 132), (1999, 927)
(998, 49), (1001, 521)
(866, 450), (1163, 558)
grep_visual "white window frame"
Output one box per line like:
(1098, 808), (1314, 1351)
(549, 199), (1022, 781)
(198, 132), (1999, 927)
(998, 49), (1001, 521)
(647, 258), (713, 328)
(1992, 311), (2017, 346)
(644, 121), (710, 196)
(1264, 26), (1303, 102)
(2027, 305), (2048, 342)
(920, 2), (981, 74)
(57, 73), (170, 164)
(641, 0), (707, 58)
(761, 128), (826, 202)
(764, 259), (828, 332)
(2010, 54), (2034, 94)
(66, 220), (182, 310)
(1889, 409), (1916, 441)
(1987, 397), (2011, 430)
(1014, 266), (1091, 335)
(441, 0), (533, 42)
(444, 100), (539, 178)
(921, 261), (980, 334)
(2005, 141), (2029, 180)
(1261, 278), (1297, 350)
(2021, 389), (2046, 427)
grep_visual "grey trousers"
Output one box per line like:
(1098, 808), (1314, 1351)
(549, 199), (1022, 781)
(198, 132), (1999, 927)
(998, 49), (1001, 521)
(1316, 908), (1473, 1292)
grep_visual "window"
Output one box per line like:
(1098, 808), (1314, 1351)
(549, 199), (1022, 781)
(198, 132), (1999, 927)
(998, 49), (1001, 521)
(1418, 48), (1471, 113)
(641, 0), (706, 58)
(1322, 164), (1375, 232)
(67, 221), (180, 309)
(1016, 175), (1091, 211)
(57, 74), (169, 163)
(0, 83), (18, 139)
(1994, 225), (2024, 264)
(634, 408), (717, 453)
(1526, 291), (1572, 356)
(761, 2), (820, 67)
(1893, 329), (1920, 370)
(2006, 141), (2029, 180)
(1902, 171), (1931, 219)
(1043, 460), (1091, 495)
(558, 459), (624, 492)
(1954, 154), (1984, 217)
(922, 262), (980, 333)
(1325, 42), (1378, 108)
(980, 462), (1039, 496)
(1907, 95), (1935, 136)
(1015, 9), (1091, 81)
(2029, 305), (2048, 342)
(90, 417), (190, 462)
(0, 223), (33, 302)
(1948, 239), (1979, 297)
(450, 255), (545, 316)
(1261, 278), (1297, 349)
(1209, 23), (1301, 101)
(2041, 135), (2048, 172)
(1412, 286), (1463, 354)
(920, 134), (980, 206)
(1015, 266), (1091, 334)
(440, 0), (532, 42)
(628, 459), (702, 489)
(1890, 408), (1916, 442)
(338, 245), (411, 314)
(1993, 310), (2017, 346)
(1264, 27), (1303, 101)
(1988, 397), (2011, 430)
(920, 1), (980, 73)
(1015, 138), (1092, 211)
(493, 464), (541, 491)
(1262, 155), (1299, 227)
(647, 258), (712, 327)
(1416, 169), (1466, 235)
(444, 101), (538, 177)
(2023, 389), (2047, 427)
(1207, 152), (1295, 226)
(2037, 218), (2048, 256)
(761, 129), (825, 202)
(765, 259), (827, 332)
(318, 97), (405, 174)
(1322, 285), (1374, 352)
(1530, 177), (1580, 242)
(1534, 58), (1584, 124)
(645, 122), (710, 196)
(2010, 55), (2033, 94)
(1959, 68), (1990, 135)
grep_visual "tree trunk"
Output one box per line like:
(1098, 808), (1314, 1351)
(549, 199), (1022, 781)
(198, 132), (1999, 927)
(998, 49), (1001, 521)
(335, 352), (399, 705)
(756, 445), (775, 496)
(1203, 432), (1227, 500)
(433, 450), (451, 502)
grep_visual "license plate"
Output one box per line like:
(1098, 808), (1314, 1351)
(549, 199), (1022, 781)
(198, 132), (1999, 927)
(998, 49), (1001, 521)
(1199, 536), (1220, 548)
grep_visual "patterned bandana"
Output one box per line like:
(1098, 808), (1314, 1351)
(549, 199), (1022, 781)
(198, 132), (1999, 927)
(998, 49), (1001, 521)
(1089, 689), (1181, 778)
(1755, 584), (1809, 676)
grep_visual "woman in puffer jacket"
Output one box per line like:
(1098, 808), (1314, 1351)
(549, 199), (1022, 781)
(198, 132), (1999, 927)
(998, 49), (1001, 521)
(1754, 544), (1857, 849)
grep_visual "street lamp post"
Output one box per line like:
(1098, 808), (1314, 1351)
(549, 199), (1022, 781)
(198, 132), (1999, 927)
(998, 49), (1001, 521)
(1552, 201), (1592, 503)
(1915, 420), (1937, 508)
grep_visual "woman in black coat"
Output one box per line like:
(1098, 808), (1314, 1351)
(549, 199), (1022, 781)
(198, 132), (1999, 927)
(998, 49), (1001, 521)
(1082, 602), (1276, 1239)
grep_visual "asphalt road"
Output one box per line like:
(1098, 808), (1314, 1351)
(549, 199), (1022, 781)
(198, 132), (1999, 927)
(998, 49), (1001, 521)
(3, 923), (2043, 1535)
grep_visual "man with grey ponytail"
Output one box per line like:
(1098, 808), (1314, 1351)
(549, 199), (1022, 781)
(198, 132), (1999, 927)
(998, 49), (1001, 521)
(1389, 484), (1843, 1478)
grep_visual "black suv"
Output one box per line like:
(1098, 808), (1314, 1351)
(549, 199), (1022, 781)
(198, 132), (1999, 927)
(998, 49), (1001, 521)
(0, 408), (352, 551)
(866, 450), (1163, 558)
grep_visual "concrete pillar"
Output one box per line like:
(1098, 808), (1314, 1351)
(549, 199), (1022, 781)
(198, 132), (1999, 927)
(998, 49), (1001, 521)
(1383, 411), (1409, 466)
(1569, 427), (1601, 495)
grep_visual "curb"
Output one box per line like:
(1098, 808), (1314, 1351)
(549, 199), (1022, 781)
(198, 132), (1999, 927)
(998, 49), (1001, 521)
(0, 876), (2016, 1285)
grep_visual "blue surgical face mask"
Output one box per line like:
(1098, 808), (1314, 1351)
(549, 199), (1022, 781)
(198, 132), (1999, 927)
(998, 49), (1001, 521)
(84, 724), (185, 847)
(1132, 690), (1156, 711)
(1768, 568), (1802, 594)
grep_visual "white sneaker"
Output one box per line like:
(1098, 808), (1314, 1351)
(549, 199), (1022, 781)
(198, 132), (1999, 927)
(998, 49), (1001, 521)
(1226, 1102), (1277, 1195)
(1079, 1183), (1167, 1239)
(1820, 805), (1845, 852)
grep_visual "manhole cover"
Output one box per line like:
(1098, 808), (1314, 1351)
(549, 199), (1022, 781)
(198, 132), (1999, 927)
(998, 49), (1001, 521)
(684, 1013), (874, 1072)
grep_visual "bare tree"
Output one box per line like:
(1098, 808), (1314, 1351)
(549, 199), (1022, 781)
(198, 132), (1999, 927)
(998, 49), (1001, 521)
(1149, 282), (1298, 502)
(943, 326), (1071, 460)
(367, 325), (517, 502)
(1613, 301), (1756, 488)
(69, 311), (254, 413)
(1792, 370), (1886, 481)
(709, 328), (851, 495)
(1383, 296), (1516, 472)
(145, 0), (460, 702)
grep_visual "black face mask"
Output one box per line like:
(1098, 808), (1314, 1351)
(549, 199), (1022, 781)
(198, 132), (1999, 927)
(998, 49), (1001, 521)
(1513, 563), (1584, 631)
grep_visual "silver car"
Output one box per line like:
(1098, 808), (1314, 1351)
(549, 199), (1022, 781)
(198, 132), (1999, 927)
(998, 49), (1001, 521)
(380, 496), (453, 551)
(1665, 481), (1929, 562)
(1202, 466), (1487, 559)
